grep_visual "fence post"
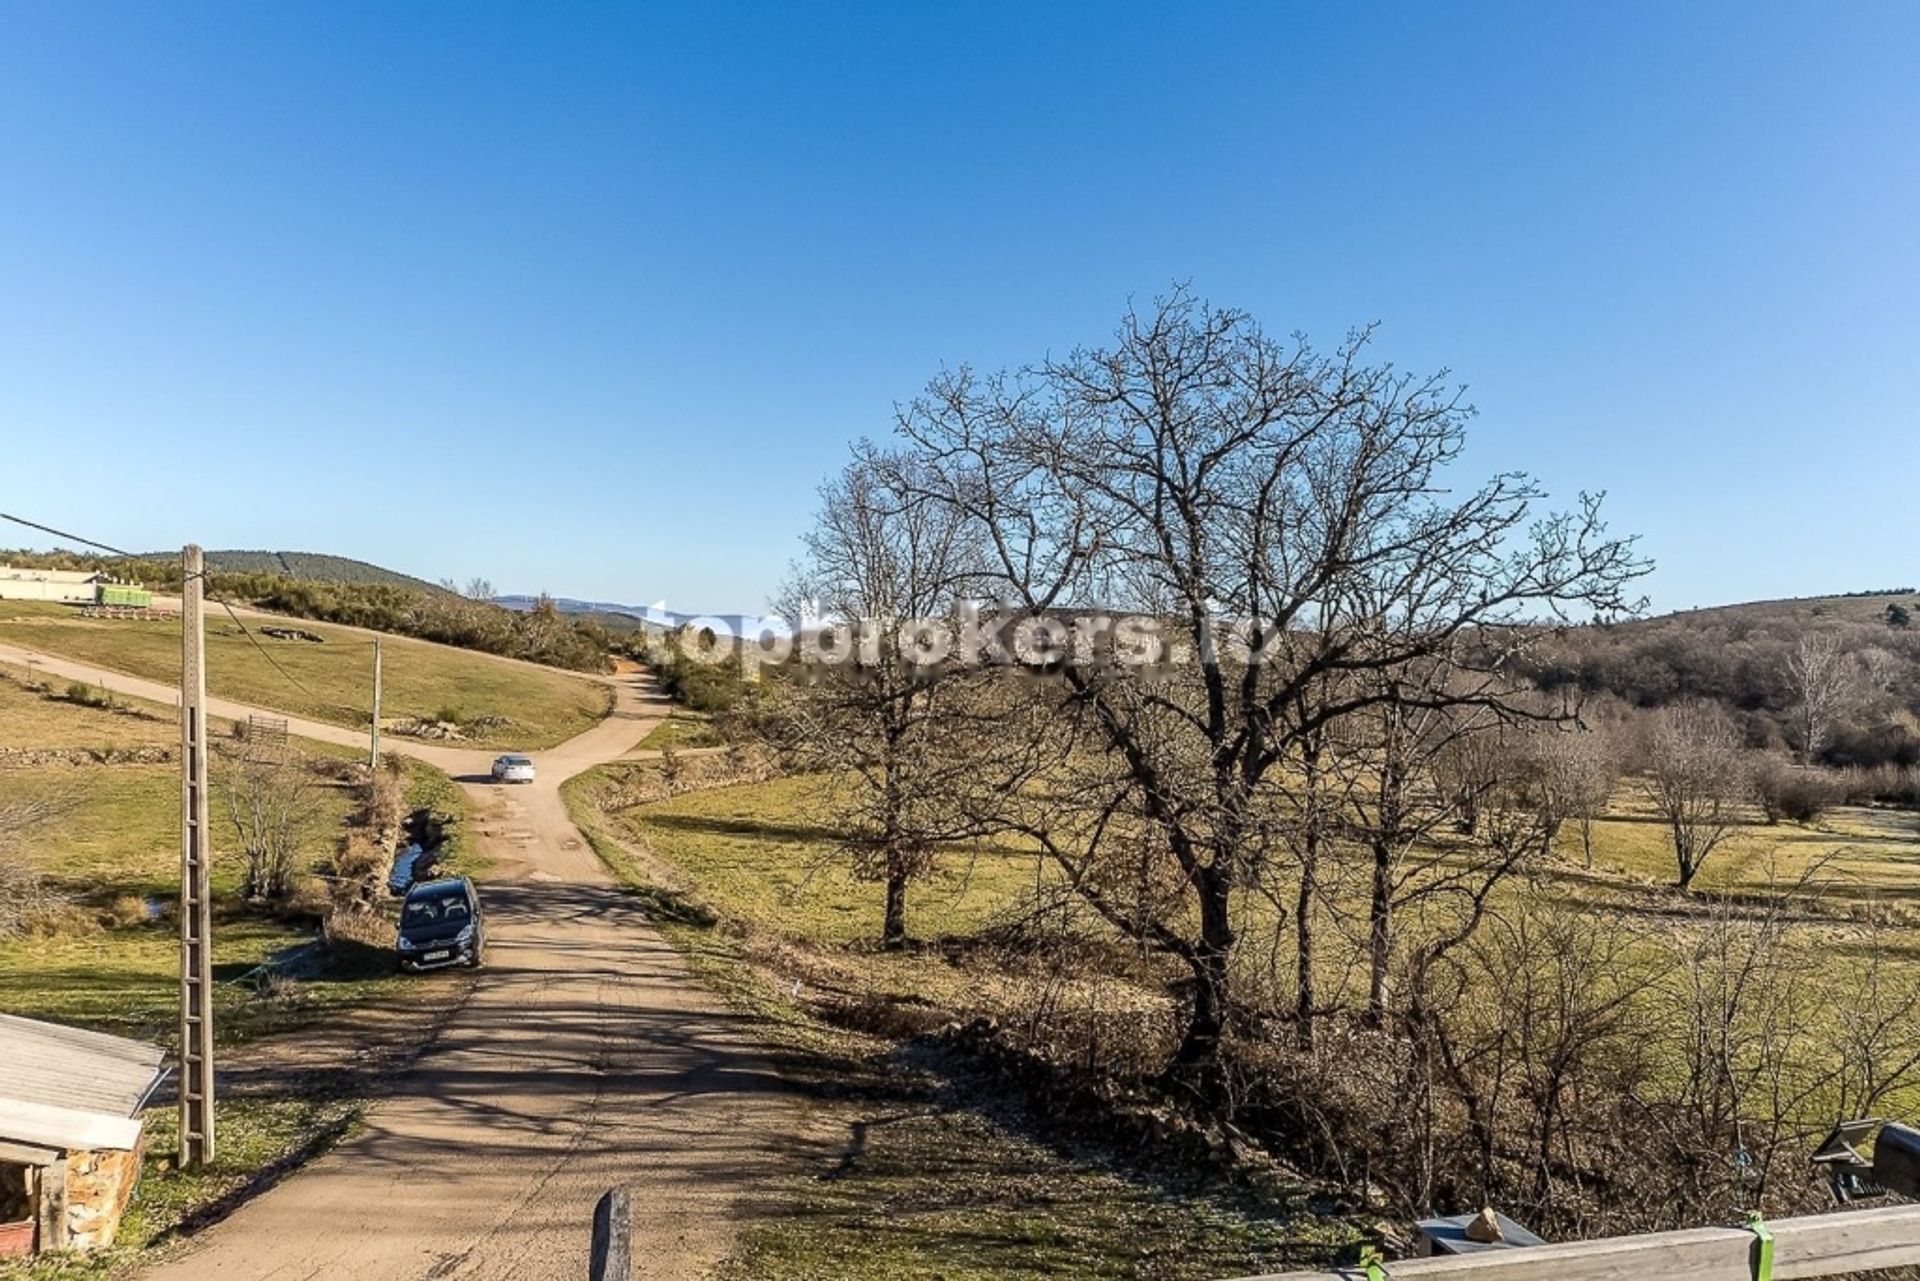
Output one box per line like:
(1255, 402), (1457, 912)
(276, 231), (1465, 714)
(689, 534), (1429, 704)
(590, 1188), (631, 1281)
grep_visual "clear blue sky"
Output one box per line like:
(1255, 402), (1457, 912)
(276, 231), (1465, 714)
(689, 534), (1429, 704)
(2, 3), (1914, 614)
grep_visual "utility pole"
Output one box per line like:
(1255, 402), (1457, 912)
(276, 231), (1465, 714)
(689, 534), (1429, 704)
(370, 636), (383, 769)
(178, 544), (215, 1166)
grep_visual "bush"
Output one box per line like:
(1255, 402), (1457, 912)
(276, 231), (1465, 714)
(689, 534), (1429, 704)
(0, 852), (67, 938)
(1842, 763), (1920, 807)
(64, 681), (103, 707)
(101, 893), (154, 929)
(1752, 758), (1849, 824)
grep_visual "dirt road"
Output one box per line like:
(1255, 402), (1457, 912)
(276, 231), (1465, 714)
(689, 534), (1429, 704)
(0, 643), (802, 1279)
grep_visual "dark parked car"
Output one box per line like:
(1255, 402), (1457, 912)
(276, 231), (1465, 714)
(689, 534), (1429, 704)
(396, 876), (487, 971)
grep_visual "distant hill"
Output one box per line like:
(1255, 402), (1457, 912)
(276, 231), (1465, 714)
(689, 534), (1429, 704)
(493, 594), (772, 638)
(168, 550), (452, 595)
(1522, 588), (1920, 768)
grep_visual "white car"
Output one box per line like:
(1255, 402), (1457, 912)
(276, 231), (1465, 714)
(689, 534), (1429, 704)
(491, 753), (536, 784)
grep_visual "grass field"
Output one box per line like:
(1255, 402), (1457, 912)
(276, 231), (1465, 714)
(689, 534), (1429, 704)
(636, 711), (725, 751)
(0, 599), (610, 749)
(567, 756), (1920, 1275)
(0, 665), (472, 1039)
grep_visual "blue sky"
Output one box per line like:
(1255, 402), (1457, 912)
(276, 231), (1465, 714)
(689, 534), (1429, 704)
(1, 2), (1914, 614)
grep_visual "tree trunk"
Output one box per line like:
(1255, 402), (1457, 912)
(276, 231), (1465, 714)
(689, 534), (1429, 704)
(1368, 837), (1392, 1023)
(1295, 851), (1317, 1050)
(882, 853), (908, 948)
(1296, 737), (1321, 1050)
(1173, 866), (1235, 1079)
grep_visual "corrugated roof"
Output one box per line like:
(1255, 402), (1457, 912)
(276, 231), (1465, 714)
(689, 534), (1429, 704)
(0, 1014), (167, 1124)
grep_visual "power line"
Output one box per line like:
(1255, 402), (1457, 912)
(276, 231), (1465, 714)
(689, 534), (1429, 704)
(0, 509), (325, 699)
(0, 511), (141, 559)
(212, 597), (321, 700)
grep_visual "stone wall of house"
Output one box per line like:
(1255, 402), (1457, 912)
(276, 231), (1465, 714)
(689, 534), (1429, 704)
(63, 1141), (143, 1253)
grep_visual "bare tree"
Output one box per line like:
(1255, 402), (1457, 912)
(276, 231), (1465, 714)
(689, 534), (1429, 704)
(765, 446), (1029, 947)
(465, 576), (496, 602)
(1786, 632), (1857, 765)
(1534, 724), (1618, 867)
(221, 746), (319, 902)
(899, 287), (1648, 1079)
(1645, 700), (1749, 890)
(0, 793), (75, 937)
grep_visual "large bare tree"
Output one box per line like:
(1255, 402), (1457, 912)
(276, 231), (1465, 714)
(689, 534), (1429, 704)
(898, 287), (1647, 1079)
(767, 446), (1032, 946)
(1786, 632), (1858, 765)
(1645, 699), (1750, 890)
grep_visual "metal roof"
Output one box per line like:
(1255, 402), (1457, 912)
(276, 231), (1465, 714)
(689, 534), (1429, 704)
(0, 1014), (167, 1138)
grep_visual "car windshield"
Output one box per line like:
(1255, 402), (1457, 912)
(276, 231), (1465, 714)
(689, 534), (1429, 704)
(403, 892), (472, 926)
(502, 756), (530, 766)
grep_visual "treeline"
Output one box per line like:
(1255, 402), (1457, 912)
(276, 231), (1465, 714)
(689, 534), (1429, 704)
(1521, 601), (1920, 768)
(1, 550), (617, 674)
(636, 627), (747, 712)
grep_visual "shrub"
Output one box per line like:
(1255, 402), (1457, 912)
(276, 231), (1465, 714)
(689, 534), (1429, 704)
(101, 894), (153, 928)
(1842, 763), (1920, 807)
(64, 681), (102, 707)
(0, 852), (67, 938)
(1752, 757), (1848, 824)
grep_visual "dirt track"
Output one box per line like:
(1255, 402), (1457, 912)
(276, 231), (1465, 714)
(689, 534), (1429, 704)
(0, 643), (803, 1280)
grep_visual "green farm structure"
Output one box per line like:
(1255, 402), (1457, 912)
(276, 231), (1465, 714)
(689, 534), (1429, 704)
(97, 584), (153, 608)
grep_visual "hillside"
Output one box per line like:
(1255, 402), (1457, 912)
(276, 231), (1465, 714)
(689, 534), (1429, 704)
(190, 550), (452, 593)
(1523, 588), (1920, 767)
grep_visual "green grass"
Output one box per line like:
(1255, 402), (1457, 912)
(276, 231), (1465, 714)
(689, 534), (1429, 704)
(0, 599), (610, 749)
(0, 917), (411, 1045)
(718, 1106), (1351, 1281)
(1561, 781), (1920, 904)
(0, 662), (181, 750)
(636, 711), (725, 751)
(586, 770), (1046, 945)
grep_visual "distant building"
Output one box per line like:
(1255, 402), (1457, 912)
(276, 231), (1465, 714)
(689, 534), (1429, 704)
(0, 1014), (167, 1258)
(0, 567), (151, 608)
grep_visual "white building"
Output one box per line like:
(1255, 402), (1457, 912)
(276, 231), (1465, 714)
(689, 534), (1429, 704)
(0, 567), (108, 604)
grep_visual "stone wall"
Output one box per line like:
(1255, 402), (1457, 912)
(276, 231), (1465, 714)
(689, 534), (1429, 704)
(62, 1141), (143, 1253)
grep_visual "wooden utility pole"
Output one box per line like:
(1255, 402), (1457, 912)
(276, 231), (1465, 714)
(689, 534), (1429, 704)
(178, 544), (215, 1166)
(370, 636), (383, 768)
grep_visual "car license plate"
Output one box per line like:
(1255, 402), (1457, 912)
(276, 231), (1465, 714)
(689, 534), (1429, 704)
(423, 950), (451, 962)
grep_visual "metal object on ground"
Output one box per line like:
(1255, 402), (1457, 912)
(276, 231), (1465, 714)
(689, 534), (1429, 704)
(1415, 1210), (1546, 1256)
(1812, 1118), (1920, 1203)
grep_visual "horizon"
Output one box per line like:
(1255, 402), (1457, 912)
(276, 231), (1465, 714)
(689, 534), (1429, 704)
(3, 3), (1916, 613)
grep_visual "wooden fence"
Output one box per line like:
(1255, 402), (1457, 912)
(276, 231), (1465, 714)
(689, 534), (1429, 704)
(1234, 1203), (1920, 1281)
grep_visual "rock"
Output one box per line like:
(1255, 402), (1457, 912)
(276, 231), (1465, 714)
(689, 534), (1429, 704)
(1463, 1207), (1505, 1244)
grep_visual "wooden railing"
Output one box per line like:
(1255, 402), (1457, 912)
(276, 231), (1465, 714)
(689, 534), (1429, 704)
(1232, 1203), (1920, 1281)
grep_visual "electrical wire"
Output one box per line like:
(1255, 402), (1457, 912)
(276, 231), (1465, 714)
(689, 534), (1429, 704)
(0, 511), (141, 559)
(212, 597), (321, 698)
(0, 509), (332, 698)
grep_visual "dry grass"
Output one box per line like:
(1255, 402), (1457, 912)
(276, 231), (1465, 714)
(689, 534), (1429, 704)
(0, 600), (610, 748)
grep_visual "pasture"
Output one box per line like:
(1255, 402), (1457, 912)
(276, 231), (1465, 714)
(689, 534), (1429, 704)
(0, 599), (610, 749)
